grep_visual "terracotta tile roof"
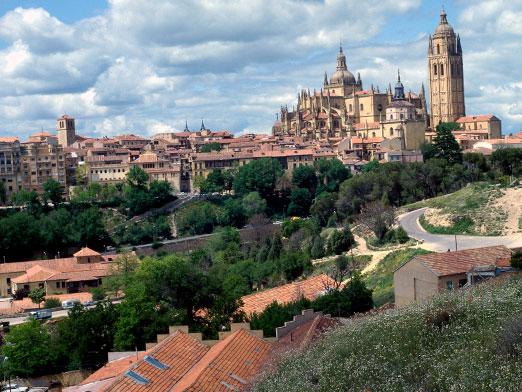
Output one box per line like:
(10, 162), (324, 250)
(0, 137), (19, 143)
(105, 331), (210, 391)
(351, 137), (384, 144)
(0, 255), (115, 275)
(80, 353), (147, 387)
(456, 114), (497, 122)
(115, 134), (150, 142)
(133, 152), (168, 164)
(413, 245), (512, 277)
(252, 149), (314, 159)
(11, 265), (57, 284)
(73, 247), (101, 257)
(241, 274), (334, 316)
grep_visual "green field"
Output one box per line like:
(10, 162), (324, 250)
(253, 276), (522, 392)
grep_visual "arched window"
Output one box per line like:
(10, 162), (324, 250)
(372, 132), (376, 137)
(440, 64), (444, 76)
(349, 104), (352, 112)
(437, 44), (440, 54)
(433, 64), (437, 75)
(389, 127), (393, 136)
(400, 113), (404, 120)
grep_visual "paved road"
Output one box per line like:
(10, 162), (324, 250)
(398, 208), (522, 252)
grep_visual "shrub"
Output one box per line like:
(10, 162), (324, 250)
(91, 287), (106, 302)
(250, 298), (311, 337)
(44, 297), (61, 309)
(496, 314), (522, 357)
(511, 251), (522, 269)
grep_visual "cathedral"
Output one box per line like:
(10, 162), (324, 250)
(273, 8), (478, 149)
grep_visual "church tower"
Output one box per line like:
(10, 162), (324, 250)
(428, 8), (465, 127)
(57, 115), (76, 147)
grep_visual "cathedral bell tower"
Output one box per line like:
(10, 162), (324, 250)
(428, 8), (465, 126)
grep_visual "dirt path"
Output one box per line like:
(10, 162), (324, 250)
(494, 188), (522, 235)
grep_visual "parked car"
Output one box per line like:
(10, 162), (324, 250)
(28, 310), (52, 320)
(82, 300), (95, 307)
(1, 384), (29, 392)
(61, 299), (81, 309)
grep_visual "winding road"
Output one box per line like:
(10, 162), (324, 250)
(398, 208), (522, 252)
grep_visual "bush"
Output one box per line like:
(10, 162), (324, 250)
(511, 252), (522, 269)
(250, 298), (311, 337)
(326, 227), (354, 255)
(44, 297), (61, 309)
(91, 287), (106, 302)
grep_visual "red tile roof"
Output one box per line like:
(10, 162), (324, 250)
(79, 353), (147, 386)
(456, 114), (497, 123)
(413, 245), (512, 277)
(102, 328), (271, 392)
(73, 247), (101, 257)
(105, 331), (209, 392)
(0, 137), (19, 143)
(241, 274), (335, 316)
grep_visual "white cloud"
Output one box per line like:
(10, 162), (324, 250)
(0, 0), (520, 138)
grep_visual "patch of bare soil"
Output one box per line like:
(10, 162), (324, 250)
(492, 188), (522, 235)
(424, 208), (453, 227)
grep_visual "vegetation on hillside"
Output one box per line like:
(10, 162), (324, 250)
(254, 276), (522, 392)
(364, 248), (431, 307)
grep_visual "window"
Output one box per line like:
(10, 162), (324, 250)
(39, 283), (44, 288)
(440, 64), (444, 76)
(458, 279), (467, 288)
(62, 282), (66, 288)
(6, 278), (10, 285)
(360, 104), (364, 111)
(389, 128), (393, 136)
(437, 44), (440, 54)
(446, 281), (453, 290)
(56, 282), (60, 288)
(433, 64), (437, 75)
(400, 113), (404, 120)
(349, 104), (352, 112)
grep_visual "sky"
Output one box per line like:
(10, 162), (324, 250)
(0, 0), (521, 139)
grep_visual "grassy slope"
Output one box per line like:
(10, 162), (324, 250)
(403, 183), (506, 235)
(364, 248), (431, 307)
(253, 276), (522, 392)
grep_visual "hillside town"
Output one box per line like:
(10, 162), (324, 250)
(0, 4), (521, 392)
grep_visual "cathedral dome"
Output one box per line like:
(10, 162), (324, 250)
(331, 69), (356, 85)
(330, 45), (356, 85)
(434, 8), (454, 35)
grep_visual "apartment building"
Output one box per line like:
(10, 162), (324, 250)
(131, 151), (181, 192)
(86, 155), (130, 184)
(20, 133), (67, 193)
(0, 137), (21, 199)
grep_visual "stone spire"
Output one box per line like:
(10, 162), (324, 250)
(457, 33), (462, 54)
(324, 71), (328, 86)
(184, 120), (189, 132)
(200, 119), (206, 131)
(393, 70), (405, 101)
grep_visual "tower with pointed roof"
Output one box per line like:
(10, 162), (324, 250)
(428, 7), (465, 127)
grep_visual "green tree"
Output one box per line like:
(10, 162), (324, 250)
(287, 188), (312, 217)
(315, 158), (350, 193)
(28, 287), (46, 309)
(233, 158), (283, 199)
(43, 178), (63, 206)
(200, 142), (222, 153)
(326, 227), (355, 255)
(176, 201), (223, 235)
(361, 159), (380, 173)
(310, 192), (337, 226)
(197, 170), (225, 193)
(126, 165), (149, 188)
(149, 180), (172, 206)
(0, 181), (6, 204)
(432, 122), (462, 164)
(2, 320), (59, 377)
(292, 165), (317, 193)
(250, 298), (311, 337)
(57, 302), (118, 369)
(491, 148), (522, 176)
(12, 190), (42, 216)
(242, 191), (267, 218)
(75, 164), (88, 186)
(70, 207), (111, 249)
